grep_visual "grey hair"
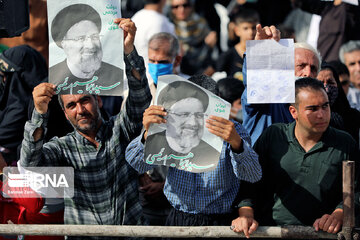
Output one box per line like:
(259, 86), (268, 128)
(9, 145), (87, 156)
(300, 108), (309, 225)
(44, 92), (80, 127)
(339, 40), (360, 64)
(294, 42), (322, 74)
(148, 32), (180, 59)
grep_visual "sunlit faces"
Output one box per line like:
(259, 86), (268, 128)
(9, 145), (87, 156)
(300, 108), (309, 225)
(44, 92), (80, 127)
(171, 0), (192, 21)
(317, 69), (337, 88)
(290, 88), (330, 136)
(234, 22), (257, 42)
(343, 49), (360, 88)
(148, 40), (173, 64)
(166, 97), (205, 154)
(61, 20), (103, 79)
(295, 48), (319, 78)
(61, 94), (102, 136)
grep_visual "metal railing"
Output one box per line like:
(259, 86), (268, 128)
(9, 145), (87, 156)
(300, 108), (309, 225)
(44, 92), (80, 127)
(0, 161), (356, 239)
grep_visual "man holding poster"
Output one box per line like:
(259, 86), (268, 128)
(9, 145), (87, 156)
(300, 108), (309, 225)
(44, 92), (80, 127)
(20, 18), (152, 238)
(126, 74), (261, 233)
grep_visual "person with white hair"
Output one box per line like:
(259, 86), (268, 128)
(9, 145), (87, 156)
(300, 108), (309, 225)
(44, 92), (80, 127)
(241, 24), (322, 144)
(339, 40), (360, 111)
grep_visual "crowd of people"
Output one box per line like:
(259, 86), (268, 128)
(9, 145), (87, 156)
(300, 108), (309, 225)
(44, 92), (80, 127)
(1, 0), (360, 240)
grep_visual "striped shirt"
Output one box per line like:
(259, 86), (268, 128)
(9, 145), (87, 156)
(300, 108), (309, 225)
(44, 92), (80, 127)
(125, 120), (262, 214)
(20, 49), (152, 236)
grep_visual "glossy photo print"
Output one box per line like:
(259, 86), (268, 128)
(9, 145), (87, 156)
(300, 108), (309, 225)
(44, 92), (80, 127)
(145, 75), (231, 173)
(48, 0), (125, 95)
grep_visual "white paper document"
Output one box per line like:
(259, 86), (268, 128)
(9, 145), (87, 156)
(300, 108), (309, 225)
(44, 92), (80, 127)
(321, 0), (358, 5)
(246, 39), (295, 104)
(339, 0), (358, 6)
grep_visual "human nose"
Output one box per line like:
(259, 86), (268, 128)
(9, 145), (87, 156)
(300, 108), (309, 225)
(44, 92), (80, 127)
(76, 103), (85, 113)
(83, 36), (96, 47)
(187, 113), (198, 124)
(301, 66), (311, 77)
(355, 62), (360, 71)
(317, 108), (326, 119)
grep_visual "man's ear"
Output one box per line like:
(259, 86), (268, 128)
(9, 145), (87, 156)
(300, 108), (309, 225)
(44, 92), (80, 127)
(173, 55), (182, 69)
(96, 95), (103, 108)
(289, 105), (298, 120)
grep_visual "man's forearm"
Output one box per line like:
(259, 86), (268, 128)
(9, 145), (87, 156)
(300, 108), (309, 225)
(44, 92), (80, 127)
(33, 128), (44, 142)
(19, 110), (49, 167)
(124, 48), (152, 122)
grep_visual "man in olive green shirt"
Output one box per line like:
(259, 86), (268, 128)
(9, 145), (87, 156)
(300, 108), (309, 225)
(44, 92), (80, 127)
(232, 77), (359, 237)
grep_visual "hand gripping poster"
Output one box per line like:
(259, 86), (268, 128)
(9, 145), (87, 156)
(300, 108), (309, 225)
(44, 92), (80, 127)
(145, 75), (231, 173)
(47, 0), (124, 95)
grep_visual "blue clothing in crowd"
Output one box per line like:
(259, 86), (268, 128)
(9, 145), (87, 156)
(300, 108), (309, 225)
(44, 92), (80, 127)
(125, 120), (262, 215)
(241, 54), (294, 145)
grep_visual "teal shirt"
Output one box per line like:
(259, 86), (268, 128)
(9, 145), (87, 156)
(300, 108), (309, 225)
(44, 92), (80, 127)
(239, 122), (358, 226)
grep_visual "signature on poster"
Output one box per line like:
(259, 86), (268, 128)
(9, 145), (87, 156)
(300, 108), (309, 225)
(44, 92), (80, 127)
(145, 148), (215, 171)
(56, 77), (121, 94)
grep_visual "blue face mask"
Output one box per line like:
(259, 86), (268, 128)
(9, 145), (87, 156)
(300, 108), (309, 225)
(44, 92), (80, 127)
(148, 63), (173, 84)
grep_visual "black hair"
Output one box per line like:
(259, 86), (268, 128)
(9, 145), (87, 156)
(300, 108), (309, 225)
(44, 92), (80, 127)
(328, 60), (349, 76)
(230, 7), (260, 25)
(293, 77), (325, 107)
(217, 77), (244, 104)
(143, 0), (162, 5)
(188, 74), (218, 96)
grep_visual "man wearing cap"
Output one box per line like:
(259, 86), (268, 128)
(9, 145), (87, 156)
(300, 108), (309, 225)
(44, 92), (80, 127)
(144, 80), (219, 172)
(49, 4), (123, 95)
(126, 75), (261, 233)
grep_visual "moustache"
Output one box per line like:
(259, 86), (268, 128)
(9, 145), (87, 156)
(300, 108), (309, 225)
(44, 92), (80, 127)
(181, 125), (200, 131)
(76, 112), (92, 120)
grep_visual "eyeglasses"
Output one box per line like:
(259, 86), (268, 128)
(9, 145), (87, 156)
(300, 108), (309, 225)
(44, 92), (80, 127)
(167, 110), (206, 119)
(64, 34), (102, 43)
(171, 3), (191, 9)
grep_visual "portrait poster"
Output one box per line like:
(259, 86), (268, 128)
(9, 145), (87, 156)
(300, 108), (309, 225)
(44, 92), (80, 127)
(47, 0), (125, 96)
(144, 75), (231, 173)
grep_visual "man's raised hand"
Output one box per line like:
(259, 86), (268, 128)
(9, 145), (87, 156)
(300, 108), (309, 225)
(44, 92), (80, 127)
(143, 105), (167, 140)
(114, 18), (137, 55)
(255, 24), (281, 41)
(32, 83), (56, 115)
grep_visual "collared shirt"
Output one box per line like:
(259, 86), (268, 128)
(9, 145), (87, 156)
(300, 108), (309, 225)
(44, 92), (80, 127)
(125, 120), (262, 214)
(20, 49), (152, 228)
(239, 122), (359, 226)
(347, 85), (360, 111)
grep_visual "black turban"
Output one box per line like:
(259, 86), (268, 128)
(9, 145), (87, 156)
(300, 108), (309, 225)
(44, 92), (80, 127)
(51, 4), (102, 48)
(157, 80), (209, 111)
